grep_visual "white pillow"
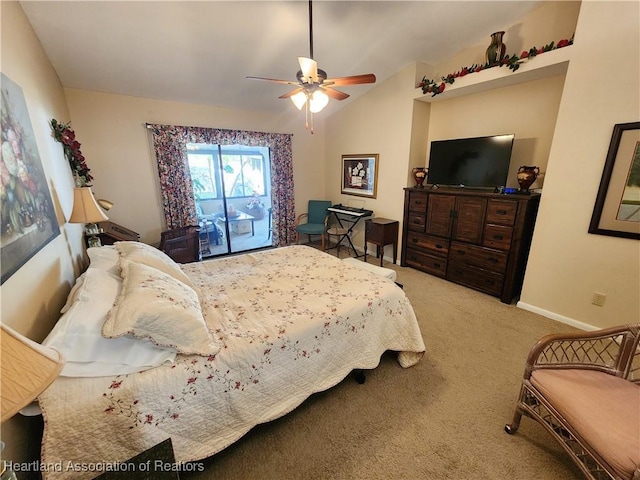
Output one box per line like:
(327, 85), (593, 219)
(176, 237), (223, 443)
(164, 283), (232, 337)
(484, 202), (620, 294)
(114, 241), (195, 288)
(44, 268), (176, 377)
(103, 261), (221, 356)
(87, 245), (120, 276)
(60, 272), (87, 314)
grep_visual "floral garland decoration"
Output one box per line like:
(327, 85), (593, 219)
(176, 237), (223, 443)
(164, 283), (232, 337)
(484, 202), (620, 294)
(50, 119), (93, 186)
(419, 37), (573, 97)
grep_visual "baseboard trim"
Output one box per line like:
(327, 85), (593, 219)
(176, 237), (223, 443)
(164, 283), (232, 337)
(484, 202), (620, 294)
(516, 301), (597, 331)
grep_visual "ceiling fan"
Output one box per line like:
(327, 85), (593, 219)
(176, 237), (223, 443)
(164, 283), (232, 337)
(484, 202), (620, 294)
(246, 0), (376, 132)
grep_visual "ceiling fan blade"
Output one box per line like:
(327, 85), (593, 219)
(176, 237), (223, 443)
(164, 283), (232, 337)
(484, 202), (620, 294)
(324, 74), (376, 86)
(246, 76), (299, 86)
(298, 57), (318, 84)
(323, 87), (350, 101)
(279, 87), (305, 99)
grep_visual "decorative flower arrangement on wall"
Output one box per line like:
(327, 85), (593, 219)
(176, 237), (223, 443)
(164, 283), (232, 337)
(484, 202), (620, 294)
(419, 37), (574, 97)
(50, 119), (93, 186)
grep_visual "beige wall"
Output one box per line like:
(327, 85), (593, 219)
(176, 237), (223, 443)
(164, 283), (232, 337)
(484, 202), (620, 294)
(0, 0), (85, 465)
(519, 0), (640, 329)
(64, 89), (326, 245)
(325, 63), (418, 249)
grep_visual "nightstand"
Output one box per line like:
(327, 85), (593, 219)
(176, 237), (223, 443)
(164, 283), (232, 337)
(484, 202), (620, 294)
(364, 218), (399, 266)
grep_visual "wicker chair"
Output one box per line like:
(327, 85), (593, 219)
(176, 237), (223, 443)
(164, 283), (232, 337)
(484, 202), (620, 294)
(158, 225), (201, 263)
(505, 324), (640, 480)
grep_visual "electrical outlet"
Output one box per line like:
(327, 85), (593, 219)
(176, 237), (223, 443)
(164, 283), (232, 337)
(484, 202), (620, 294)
(592, 292), (607, 307)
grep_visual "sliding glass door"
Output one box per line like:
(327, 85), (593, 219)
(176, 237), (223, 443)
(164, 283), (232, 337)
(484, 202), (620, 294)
(187, 143), (272, 257)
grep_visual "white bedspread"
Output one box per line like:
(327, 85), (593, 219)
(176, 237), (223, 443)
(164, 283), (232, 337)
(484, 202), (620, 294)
(39, 246), (425, 479)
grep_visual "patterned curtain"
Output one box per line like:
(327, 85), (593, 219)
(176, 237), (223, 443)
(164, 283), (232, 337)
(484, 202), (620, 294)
(147, 124), (295, 247)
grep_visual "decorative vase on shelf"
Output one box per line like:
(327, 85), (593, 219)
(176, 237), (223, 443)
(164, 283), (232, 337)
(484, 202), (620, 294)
(412, 167), (428, 188)
(486, 31), (507, 65)
(517, 165), (540, 193)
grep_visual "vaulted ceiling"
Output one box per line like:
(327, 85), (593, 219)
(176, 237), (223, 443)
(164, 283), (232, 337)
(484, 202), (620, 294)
(20, 1), (542, 115)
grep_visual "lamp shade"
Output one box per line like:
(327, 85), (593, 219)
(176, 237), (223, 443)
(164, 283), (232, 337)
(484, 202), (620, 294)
(291, 91), (308, 110)
(1, 325), (64, 422)
(68, 187), (108, 223)
(309, 90), (329, 113)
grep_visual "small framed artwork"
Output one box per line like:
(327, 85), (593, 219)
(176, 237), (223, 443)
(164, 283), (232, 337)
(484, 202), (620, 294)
(341, 154), (379, 198)
(589, 121), (640, 240)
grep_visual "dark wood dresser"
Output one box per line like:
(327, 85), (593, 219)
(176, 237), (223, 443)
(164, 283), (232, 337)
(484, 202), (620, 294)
(96, 221), (140, 244)
(401, 187), (540, 303)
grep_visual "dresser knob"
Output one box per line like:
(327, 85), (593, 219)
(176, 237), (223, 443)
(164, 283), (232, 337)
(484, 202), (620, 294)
(493, 235), (504, 240)
(497, 209), (507, 215)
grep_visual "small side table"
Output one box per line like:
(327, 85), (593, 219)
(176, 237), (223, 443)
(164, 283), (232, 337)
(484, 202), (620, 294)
(364, 218), (399, 266)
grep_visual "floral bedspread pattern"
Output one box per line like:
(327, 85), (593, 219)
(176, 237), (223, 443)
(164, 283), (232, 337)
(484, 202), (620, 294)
(39, 246), (425, 479)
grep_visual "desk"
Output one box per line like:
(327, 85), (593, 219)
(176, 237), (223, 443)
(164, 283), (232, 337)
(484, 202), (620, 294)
(364, 218), (399, 266)
(220, 212), (256, 236)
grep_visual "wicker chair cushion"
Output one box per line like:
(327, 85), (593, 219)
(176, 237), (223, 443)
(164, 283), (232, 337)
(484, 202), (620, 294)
(531, 369), (640, 479)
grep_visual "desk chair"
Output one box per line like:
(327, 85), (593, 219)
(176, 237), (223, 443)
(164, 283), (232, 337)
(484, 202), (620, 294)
(295, 200), (332, 250)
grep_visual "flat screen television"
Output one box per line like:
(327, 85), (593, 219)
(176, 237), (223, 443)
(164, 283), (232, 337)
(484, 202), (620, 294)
(427, 134), (515, 189)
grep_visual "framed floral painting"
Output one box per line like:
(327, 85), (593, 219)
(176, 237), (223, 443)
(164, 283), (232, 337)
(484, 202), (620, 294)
(1, 73), (60, 284)
(589, 122), (640, 240)
(341, 154), (379, 199)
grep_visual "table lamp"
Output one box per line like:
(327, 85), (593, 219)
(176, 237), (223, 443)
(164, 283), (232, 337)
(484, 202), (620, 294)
(1, 325), (64, 479)
(68, 187), (109, 247)
(1, 325), (64, 422)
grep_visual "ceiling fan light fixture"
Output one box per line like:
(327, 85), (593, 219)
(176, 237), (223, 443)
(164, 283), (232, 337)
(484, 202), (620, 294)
(291, 91), (308, 110)
(309, 89), (329, 113)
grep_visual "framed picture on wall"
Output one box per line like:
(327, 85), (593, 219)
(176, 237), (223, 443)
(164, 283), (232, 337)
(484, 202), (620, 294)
(589, 121), (640, 240)
(1, 73), (61, 284)
(341, 154), (379, 199)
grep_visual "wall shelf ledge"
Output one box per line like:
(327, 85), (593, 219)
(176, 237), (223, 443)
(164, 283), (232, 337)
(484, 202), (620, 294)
(415, 45), (572, 103)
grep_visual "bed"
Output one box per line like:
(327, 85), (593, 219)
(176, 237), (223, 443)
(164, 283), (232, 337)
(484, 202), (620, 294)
(38, 243), (425, 479)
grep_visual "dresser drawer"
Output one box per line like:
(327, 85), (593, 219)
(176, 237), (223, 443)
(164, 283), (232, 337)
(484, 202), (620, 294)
(483, 224), (513, 250)
(449, 241), (507, 273)
(405, 248), (447, 277)
(407, 232), (449, 257)
(486, 199), (517, 226)
(407, 213), (426, 232)
(447, 261), (504, 296)
(408, 191), (428, 213)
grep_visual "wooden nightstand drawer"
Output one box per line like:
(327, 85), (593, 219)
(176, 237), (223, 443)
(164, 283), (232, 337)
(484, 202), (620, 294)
(483, 224), (513, 250)
(450, 241), (507, 273)
(405, 248), (447, 277)
(486, 200), (517, 225)
(407, 232), (449, 257)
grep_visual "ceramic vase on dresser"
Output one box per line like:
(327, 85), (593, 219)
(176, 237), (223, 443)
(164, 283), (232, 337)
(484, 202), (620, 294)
(517, 166), (540, 193)
(412, 167), (428, 188)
